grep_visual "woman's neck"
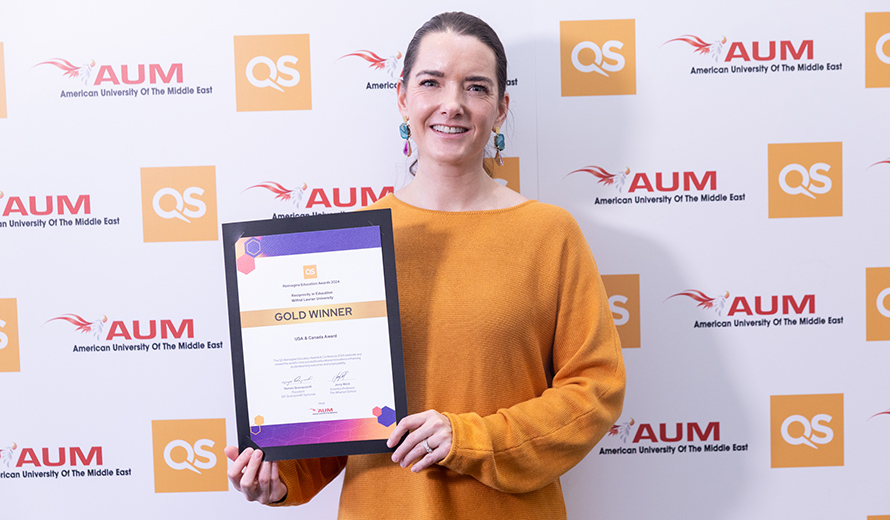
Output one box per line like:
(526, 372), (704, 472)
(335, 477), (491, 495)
(394, 156), (527, 212)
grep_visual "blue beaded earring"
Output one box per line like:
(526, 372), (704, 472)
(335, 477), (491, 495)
(400, 116), (412, 156)
(493, 127), (505, 166)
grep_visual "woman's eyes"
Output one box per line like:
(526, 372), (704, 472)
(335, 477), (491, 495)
(417, 79), (490, 94)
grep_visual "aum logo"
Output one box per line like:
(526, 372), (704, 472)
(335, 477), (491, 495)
(234, 34), (312, 111)
(560, 19), (636, 96)
(0, 299), (20, 373)
(770, 394), (843, 468)
(141, 166), (218, 242)
(866, 12), (890, 88)
(339, 50), (403, 79)
(151, 419), (226, 493)
(601, 274), (640, 348)
(768, 142), (842, 218)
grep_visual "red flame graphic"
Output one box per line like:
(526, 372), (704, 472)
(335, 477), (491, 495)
(34, 58), (94, 79)
(45, 314), (106, 333)
(565, 166), (626, 186)
(666, 290), (721, 310)
(245, 181), (305, 202)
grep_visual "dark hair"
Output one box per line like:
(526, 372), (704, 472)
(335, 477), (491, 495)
(401, 12), (508, 100)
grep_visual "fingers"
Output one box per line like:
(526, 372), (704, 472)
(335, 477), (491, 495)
(386, 413), (424, 448)
(225, 448), (286, 504)
(239, 449), (264, 498)
(226, 447), (256, 492)
(410, 436), (452, 473)
(224, 445), (240, 462)
(388, 410), (452, 473)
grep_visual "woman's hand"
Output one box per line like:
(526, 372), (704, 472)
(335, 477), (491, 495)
(224, 446), (287, 504)
(387, 410), (452, 472)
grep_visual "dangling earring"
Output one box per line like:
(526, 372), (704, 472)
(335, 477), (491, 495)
(493, 127), (505, 166)
(400, 116), (412, 156)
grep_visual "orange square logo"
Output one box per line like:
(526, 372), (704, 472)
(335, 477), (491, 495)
(152, 419), (227, 493)
(560, 19), (636, 97)
(866, 12), (890, 88)
(303, 265), (317, 279)
(483, 157), (521, 193)
(141, 166), (218, 243)
(0, 298), (20, 372)
(768, 142), (843, 218)
(0, 43), (7, 118)
(866, 267), (890, 341)
(234, 34), (312, 111)
(601, 274), (640, 348)
(770, 394), (843, 468)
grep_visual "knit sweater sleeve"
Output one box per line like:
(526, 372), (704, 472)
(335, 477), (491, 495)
(270, 456), (347, 507)
(438, 218), (626, 494)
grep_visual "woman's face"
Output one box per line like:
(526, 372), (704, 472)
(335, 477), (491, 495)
(398, 31), (508, 171)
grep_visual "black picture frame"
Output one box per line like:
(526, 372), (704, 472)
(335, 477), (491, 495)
(222, 209), (407, 461)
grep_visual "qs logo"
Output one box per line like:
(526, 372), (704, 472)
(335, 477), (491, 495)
(866, 267), (890, 341)
(768, 142), (842, 218)
(152, 419), (226, 493)
(560, 19), (636, 96)
(770, 393), (843, 468)
(483, 157), (521, 194)
(0, 299), (20, 372)
(601, 274), (640, 348)
(866, 12), (890, 88)
(234, 34), (312, 111)
(1, 43), (7, 118)
(303, 265), (317, 279)
(141, 166), (218, 242)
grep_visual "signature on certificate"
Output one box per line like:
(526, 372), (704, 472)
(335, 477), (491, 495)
(283, 375), (313, 386)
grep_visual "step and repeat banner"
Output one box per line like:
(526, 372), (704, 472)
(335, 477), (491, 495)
(1, 1), (889, 518)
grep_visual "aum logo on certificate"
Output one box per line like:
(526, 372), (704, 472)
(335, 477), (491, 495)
(223, 210), (406, 460)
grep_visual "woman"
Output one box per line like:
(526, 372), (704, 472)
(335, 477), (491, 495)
(225, 12), (625, 519)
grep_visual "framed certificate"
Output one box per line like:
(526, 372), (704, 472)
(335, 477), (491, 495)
(222, 209), (407, 461)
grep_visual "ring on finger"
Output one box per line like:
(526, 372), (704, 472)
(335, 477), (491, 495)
(422, 439), (434, 454)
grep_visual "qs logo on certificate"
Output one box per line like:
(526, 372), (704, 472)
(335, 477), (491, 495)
(141, 166), (218, 243)
(866, 267), (890, 341)
(234, 34), (312, 111)
(483, 157), (521, 194)
(770, 393), (843, 468)
(152, 418), (227, 493)
(768, 142), (842, 218)
(866, 12), (890, 88)
(601, 274), (640, 348)
(560, 19), (636, 97)
(0, 298), (20, 372)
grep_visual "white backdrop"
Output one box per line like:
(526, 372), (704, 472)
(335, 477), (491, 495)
(1, 1), (889, 518)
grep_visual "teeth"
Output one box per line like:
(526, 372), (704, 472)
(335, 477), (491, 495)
(432, 125), (468, 134)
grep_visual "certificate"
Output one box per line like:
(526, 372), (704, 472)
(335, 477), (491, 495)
(222, 210), (407, 461)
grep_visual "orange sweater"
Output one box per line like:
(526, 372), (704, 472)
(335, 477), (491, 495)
(274, 195), (625, 519)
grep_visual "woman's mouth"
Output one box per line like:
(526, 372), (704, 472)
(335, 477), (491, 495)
(431, 125), (468, 134)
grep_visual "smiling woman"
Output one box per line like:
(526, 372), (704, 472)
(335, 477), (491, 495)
(225, 12), (625, 520)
